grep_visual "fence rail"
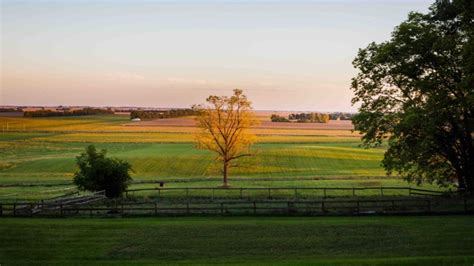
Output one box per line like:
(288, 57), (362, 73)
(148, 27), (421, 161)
(1, 197), (472, 217)
(125, 186), (456, 199)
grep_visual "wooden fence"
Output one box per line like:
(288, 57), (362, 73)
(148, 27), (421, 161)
(1, 197), (472, 217)
(125, 186), (454, 199)
(0, 190), (106, 216)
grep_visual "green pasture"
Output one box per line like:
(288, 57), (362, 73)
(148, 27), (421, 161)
(0, 115), (443, 200)
(1, 139), (443, 200)
(2, 139), (385, 184)
(0, 178), (442, 201)
(1, 216), (473, 265)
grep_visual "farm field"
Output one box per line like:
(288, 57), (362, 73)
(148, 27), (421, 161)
(3, 1), (471, 265)
(1, 216), (473, 265)
(0, 114), (443, 200)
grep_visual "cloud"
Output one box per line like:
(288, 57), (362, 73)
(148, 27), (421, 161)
(111, 72), (145, 81)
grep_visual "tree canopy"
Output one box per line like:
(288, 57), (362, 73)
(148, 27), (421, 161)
(73, 145), (133, 198)
(193, 89), (258, 187)
(351, 0), (474, 192)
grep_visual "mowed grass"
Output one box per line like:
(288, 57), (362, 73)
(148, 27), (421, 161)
(1, 216), (473, 265)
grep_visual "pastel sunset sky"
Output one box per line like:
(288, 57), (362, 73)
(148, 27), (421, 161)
(1, 0), (431, 111)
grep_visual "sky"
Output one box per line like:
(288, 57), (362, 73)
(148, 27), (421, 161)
(1, 0), (432, 112)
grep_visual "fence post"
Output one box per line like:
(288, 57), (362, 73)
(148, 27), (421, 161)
(220, 203), (224, 215)
(268, 188), (271, 199)
(240, 188), (243, 199)
(154, 202), (158, 215)
(321, 201), (325, 213)
(158, 189), (161, 198)
(187, 202), (190, 214)
(323, 188), (327, 198)
(60, 204), (63, 216)
(381, 187), (384, 196)
(253, 201), (257, 215)
(352, 187), (356, 197)
(464, 197), (468, 214)
(13, 203), (16, 216)
(30, 203), (34, 217)
(294, 188), (298, 199)
(409, 187), (412, 196)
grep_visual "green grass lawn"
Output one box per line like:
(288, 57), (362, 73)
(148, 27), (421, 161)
(1, 216), (473, 265)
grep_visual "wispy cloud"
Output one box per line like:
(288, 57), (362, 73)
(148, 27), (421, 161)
(110, 72), (145, 81)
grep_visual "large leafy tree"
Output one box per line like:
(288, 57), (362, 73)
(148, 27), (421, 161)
(193, 89), (258, 187)
(74, 145), (133, 198)
(351, 0), (474, 192)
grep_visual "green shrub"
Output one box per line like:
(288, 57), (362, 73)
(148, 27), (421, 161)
(73, 145), (132, 198)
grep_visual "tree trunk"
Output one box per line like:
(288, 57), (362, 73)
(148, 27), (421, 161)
(223, 161), (229, 188)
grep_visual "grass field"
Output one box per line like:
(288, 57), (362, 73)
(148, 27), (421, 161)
(0, 114), (444, 200)
(1, 216), (473, 265)
(0, 115), (470, 265)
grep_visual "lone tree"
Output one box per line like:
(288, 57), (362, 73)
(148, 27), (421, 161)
(351, 0), (473, 192)
(193, 89), (257, 187)
(73, 145), (133, 198)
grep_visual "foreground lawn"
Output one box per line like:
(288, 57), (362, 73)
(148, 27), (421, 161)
(1, 216), (473, 265)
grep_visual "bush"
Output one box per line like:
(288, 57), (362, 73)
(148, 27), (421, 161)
(73, 145), (132, 198)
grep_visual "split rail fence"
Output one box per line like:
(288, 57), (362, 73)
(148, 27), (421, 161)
(125, 186), (453, 199)
(1, 197), (472, 217)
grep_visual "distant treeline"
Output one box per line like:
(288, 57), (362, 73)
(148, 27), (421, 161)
(289, 113), (330, 123)
(271, 112), (355, 123)
(130, 109), (196, 120)
(0, 108), (20, 112)
(271, 112), (330, 123)
(270, 114), (290, 122)
(24, 108), (114, 117)
(328, 112), (355, 120)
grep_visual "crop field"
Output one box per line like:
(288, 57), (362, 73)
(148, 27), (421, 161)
(0, 114), (443, 200)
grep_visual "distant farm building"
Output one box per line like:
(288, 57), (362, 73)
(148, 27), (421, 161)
(131, 118), (141, 122)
